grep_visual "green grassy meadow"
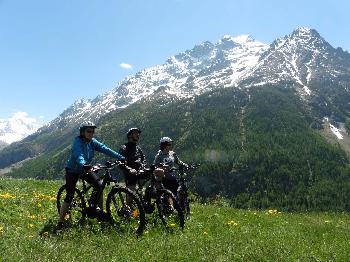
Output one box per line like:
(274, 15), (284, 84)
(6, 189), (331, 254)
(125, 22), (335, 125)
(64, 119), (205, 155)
(1, 178), (350, 261)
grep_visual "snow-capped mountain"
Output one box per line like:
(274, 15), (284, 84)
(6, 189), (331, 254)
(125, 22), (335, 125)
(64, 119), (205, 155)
(43, 27), (350, 136)
(32, 27), (350, 142)
(0, 112), (42, 144)
(42, 35), (268, 132)
(1, 27), (350, 168)
(239, 27), (350, 95)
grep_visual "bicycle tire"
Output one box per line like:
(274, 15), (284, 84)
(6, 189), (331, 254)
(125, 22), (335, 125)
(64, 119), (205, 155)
(106, 187), (145, 235)
(177, 186), (191, 219)
(157, 189), (185, 230)
(56, 185), (87, 224)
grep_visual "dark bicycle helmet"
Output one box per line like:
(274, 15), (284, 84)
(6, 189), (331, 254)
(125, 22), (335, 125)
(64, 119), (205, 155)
(127, 127), (141, 137)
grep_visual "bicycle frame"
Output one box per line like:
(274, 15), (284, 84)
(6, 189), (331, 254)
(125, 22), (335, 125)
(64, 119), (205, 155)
(78, 161), (128, 208)
(134, 170), (157, 206)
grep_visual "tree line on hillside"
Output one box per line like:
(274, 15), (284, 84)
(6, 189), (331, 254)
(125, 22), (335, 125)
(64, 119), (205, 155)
(8, 86), (350, 211)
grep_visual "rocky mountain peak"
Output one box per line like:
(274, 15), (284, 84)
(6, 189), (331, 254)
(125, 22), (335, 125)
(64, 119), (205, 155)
(220, 34), (253, 45)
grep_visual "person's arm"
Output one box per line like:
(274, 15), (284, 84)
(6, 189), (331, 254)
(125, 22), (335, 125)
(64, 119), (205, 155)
(153, 152), (161, 167)
(174, 152), (188, 168)
(153, 152), (165, 180)
(119, 145), (127, 158)
(138, 147), (147, 167)
(93, 139), (125, 160)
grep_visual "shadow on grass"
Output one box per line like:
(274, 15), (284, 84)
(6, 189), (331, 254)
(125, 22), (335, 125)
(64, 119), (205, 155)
(38, 217), (114, 236)
(38, 213), (184, 238)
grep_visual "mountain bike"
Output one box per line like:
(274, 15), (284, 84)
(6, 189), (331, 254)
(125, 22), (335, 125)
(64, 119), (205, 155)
(134, 166), (185, 230)
(56, 161), (145, 235)
(176, 164), (200, 220)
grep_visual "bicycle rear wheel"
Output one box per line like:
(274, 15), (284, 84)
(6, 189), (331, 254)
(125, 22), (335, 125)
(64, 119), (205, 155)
(56, 185), (87, 225)
(157, 189), (185, 230)
(106, 187), (145, 235)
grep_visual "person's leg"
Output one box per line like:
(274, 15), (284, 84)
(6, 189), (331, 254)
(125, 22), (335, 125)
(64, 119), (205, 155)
(58, 171), (79, 223)
(84, 173), (103, 210)
(163, 175), (179, 209)
(125, 177), (137, 208)
(163, 175), (179, 196)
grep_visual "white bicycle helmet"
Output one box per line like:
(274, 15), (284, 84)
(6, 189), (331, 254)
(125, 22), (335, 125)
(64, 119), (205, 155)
(160, 137), (173, 144)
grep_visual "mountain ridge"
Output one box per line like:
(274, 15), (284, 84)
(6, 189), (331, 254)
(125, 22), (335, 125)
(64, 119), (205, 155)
(0, 27), (349, 171)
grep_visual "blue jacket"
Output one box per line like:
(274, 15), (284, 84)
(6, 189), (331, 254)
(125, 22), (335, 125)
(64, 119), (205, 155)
(66, 136), (125, 173)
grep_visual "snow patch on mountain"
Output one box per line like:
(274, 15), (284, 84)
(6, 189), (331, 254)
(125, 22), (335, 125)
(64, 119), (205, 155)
(329, 123), (343, 140)
(34, 27), (350, 138)
(40, 34), (268, 132)
(238, 26), (346, 97)
(0, 112), (42, 144)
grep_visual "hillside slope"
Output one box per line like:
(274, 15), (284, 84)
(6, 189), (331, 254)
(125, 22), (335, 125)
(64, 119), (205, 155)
(8, 85), (350, 211)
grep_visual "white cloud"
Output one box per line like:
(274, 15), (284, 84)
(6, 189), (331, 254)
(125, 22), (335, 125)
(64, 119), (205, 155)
(119, 63), (133, 70)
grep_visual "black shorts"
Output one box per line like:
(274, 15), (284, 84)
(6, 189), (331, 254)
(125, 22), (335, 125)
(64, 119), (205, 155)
(125, 170), (151, 187)
(64, 168), (102, 203)
(163, 174), (179, 196)
(125, 173), (138, 187)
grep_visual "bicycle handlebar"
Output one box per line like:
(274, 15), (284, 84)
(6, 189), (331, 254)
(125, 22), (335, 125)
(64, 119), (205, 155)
(85, 160), (128, 174)
(170, 163), (200, 172)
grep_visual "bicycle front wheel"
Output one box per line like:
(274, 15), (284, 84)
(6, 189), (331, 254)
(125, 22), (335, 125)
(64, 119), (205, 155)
(56, 185), (87, 225)
(106, 187), (145, 235)
(177, 186), (191, 220)
(157, 189), (185, 230)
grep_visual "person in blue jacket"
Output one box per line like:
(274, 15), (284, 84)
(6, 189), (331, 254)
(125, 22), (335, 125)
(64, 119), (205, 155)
(57, 121), (125, 228)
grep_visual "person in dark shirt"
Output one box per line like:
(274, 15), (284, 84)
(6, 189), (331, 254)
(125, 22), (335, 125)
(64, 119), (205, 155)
(119, 128), (147, 191)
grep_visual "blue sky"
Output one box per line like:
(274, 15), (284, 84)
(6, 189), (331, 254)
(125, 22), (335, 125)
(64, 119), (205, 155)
(0, 0), (349, 122)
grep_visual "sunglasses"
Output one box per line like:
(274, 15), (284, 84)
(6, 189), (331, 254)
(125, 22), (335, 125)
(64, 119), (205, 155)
(85, 129), (95, 134)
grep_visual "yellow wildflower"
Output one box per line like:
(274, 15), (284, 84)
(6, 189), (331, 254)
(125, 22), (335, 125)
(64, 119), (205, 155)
(33, 192), (56, 201)
(227, 220), (238, 226)
(169, 223), (176, 228)
(0, 226), (4, 233)
(267, 209), (279, 215)
(203, 231), (208, 235)
(28, 224), (34, 228)
(0, 193), (16, 199)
